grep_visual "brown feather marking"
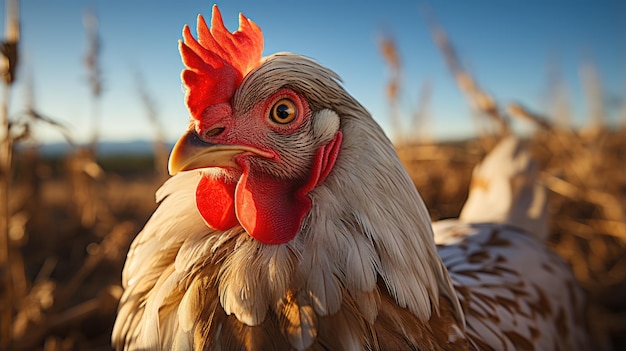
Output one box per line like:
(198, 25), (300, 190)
(468, 298), (500, 324)
(241, 313), (290, 351)
(194, 290), (305, 351)
(453, 285), (472, 311)
(485, 230), (511, 247)
(467, 250), (490, 264)
(373, 280), (470, 351)
(279, 290), (319, 350)
(503, 330), (534, 350)
(528, 326), (540, 340)
(469, 337), (494, 351)
(541, 262), (554, 273)
(191, 281), (223, 350)
(555, 308), (569, 339)
(455, 270), (481, 280)
(218, 314), (249, 350)
(494, 294), (522, 316)
(217, 313), (289, 351)
(528, 284), (552, 318)
(316, 291), (370, 350)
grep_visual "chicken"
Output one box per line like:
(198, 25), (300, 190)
(432, 136), (592, 350)
(112, 5), (594, 350)
(432, 135), (548, 246)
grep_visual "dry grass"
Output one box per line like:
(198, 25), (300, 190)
(1, 0), (20, 347)
(8, 153), (160, 350)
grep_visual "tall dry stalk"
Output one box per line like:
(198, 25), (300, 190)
(84, 8), (102, 150)
(620, 100), (626, 128)
(0, 0), (19, 347)
(424, 12), (509, 139)
(411, 80), (433, 144)
(545, 58), (572, 129)
(70, 7), (104, 228)
(579, 61), (605, 136)
(134, 69), (168, 180)
(0, 72), (12, 351)
(378, 35), (434, 144)
(507, 103), (552, 131)
(378, 35), (404, 144)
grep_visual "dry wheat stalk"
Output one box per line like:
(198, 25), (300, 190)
(379, 33), (435, 145)
(424, 12), (510, 138)
(578, 61), (605, 135)
(507, 103), (552, 131)
(544, 57), (573, 129)
(378, 35), (404, 144)
(0, 0), (19, 347)
(13, 222), (134, 350)
(83, 8), (101, 149)
(134, 69), (169, 180)
(410, 79), (434, 144)
(70, 7), (104, 228)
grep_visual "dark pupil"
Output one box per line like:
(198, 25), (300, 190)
(276, 104), (291, 119)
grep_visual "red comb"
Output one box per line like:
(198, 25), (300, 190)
(179, 5), (263, 119)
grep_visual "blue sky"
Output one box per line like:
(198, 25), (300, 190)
(2, 0), (624, 144)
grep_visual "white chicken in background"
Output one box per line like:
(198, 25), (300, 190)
(433, 136), (548, 245)
(112, 6), (597, 350)
(432, 136), (591, 350)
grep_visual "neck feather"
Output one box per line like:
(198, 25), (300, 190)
(302, 104), (465, 326)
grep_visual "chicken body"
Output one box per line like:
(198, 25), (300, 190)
(429, 136), (593, 350)
(112, 7), (594, 351)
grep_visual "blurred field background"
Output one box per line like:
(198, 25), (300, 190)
(1, 1), (625, 350)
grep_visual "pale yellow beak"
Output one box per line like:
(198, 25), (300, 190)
(168, 131), (273, 175)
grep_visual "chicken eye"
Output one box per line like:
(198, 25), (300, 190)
(270, 99), (297, 124)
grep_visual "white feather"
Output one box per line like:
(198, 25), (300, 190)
(311, 108), (340, 142)
(458, 136), (548, 240)
(218, 238), (271, 325)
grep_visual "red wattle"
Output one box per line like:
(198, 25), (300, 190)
(196, 175), (238, 230)
(235, 168), (309, 244)
(194, 131), (343, 244)
(235, 132), (343, 244)
(299, 131), (343, 197)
